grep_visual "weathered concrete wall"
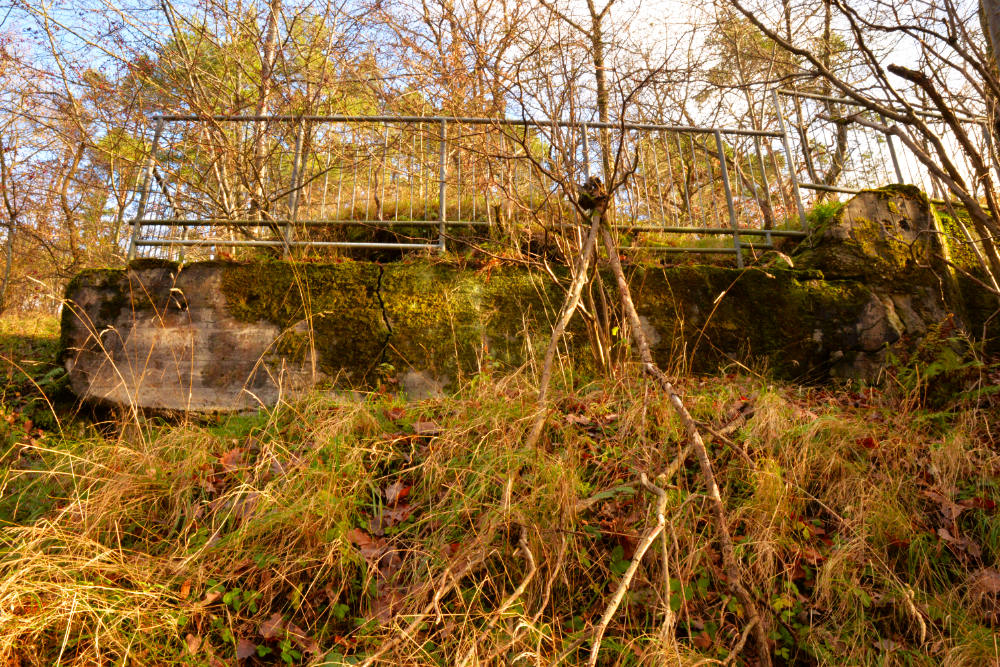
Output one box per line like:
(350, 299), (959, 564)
(61, 187), (996, 411)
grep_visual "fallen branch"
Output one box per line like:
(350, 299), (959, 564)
(527, 207), (604, 449)
(589, 473), (669, 667)
(599, 225), (773, 667)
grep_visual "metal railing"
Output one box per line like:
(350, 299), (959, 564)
(126, 114), (810, 267)
(775, 88), (992, 205)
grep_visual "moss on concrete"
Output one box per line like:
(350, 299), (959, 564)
(59, 268), (128, 362)
(217, 260), (387, 384)
(66, 180), (1000, 402)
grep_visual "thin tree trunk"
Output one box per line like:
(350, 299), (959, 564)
(0, 221), (12, 315)
(526, 207), (603, 448)
(59, 142), (85, 272)
(0, 140), (15, 314)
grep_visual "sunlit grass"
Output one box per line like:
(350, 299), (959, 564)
(0, 341), (997, 664)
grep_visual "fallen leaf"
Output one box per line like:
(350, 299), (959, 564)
(857, 436), (878, 450)
(385, 407), (406, 421)
(971, 568), (1000, 596)
(185, 633), (202, 655)
(236, 638), (257, 659)
(201, 590), (222, 605)
(923, 489), (964, 522)
(260, 612), (285, 639)
(384, 503), (414, 526)
(346, 527), (385, 560)
(179, 579), (191, 599)
(284, 620), (320, 653)
(413, 420), (440, 436)
(874, 638), (900, 651)
(693, 631), (713, 649)
(962, 496), (997, 512)
(384, 481), (411, 505)
(373, 588), (406, 623)
(219, 447), (244, 471)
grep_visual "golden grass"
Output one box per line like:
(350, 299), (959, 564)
(0, 358), (998, 665)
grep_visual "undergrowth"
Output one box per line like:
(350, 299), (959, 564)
(1, 316), (999, 665)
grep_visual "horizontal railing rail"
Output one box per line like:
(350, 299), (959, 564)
(127, 113), (809, 266)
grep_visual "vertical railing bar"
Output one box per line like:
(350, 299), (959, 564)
(705, 137), (723, 230)
(392, 125), (403, 222)
(471, 137), (478, 222)
(689, 133), (704, 228)
(128, 116), (165, 261)
(715, 129), (743, 268)
(350, 126), (359, 219)
(409, 126), (415, 222)
(438, 119), (447, 252)
(422, 124), (429, 222)
(676, 133), (692, 227)
(380, 122), (389, 220)
(335, 126), (344, 218)
(654, 130), (668, 226)
(364, 125), (374, 220)
(771, 90), (808, 229)
(456, 125), (462, 222)
(639, 133), (654, 226)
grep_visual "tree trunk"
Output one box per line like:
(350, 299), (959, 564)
(0, 141), (16, 314)
(251, 0), (281, 220)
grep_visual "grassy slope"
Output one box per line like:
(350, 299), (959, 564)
(0, 313), (999, 665)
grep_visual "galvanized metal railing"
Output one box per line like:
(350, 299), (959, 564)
(126, 114), (810, 266)
(775, 88), (992, 204)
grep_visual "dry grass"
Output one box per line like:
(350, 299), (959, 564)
(0, 333), (999, 664)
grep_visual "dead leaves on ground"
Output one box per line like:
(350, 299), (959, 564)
(345, 474), (420, 625)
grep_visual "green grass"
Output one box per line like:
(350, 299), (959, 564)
(0, 313), (999, 664)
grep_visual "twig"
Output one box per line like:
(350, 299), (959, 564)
(723, 617), (757, 666)
(588, 474), (669, 667)
(359, 550), (487, 667)
(456, 528), (537, 667)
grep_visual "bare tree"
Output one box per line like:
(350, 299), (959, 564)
(727, 0), (1000, 286)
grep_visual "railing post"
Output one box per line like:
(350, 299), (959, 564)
(880, 114), (904, 184)
(438, 119), (447, 253)
(128, 116), (165, 261)
(714, 130), (743, 268)
(285, 118), (306, 257)
(771, 90), (808, 230)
